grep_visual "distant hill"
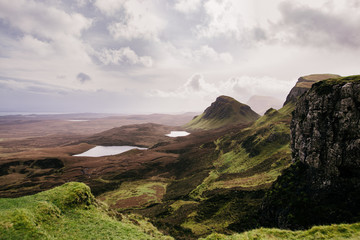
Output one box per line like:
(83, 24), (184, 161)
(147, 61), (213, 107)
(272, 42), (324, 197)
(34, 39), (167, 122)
(83, 123), (179, 147)
(247, 95), (283, 115)
(185, 95), (260, 130)
(283, 74), (341, 106)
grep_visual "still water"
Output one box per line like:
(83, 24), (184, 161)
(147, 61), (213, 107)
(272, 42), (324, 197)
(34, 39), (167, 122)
(73, 146), (147, 157)
(165, 131), (190, 137)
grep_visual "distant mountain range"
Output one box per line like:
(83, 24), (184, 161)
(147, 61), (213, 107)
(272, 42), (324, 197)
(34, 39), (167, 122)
(246, 95), (283, 115)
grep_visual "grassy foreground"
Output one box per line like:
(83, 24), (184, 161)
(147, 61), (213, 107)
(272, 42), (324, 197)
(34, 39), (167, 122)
(0, 182), (172, 240)
(201, 223), (360, 240)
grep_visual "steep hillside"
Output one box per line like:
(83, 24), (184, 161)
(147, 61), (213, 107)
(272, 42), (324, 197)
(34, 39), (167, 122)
(283, 74), (340, 106)
(0, 182), (172, 240)
(125, 102), (294, 239)
(185, 96), (259, 130)
(261, 75), (360, 229)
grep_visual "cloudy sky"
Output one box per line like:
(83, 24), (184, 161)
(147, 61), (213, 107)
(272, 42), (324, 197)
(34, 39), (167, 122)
(1, 0), (359, 114)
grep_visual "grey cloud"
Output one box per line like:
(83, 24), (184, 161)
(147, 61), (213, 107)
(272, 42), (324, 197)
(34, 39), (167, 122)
(76, 72), (91, 83)
(187, 74), (202, 91)
(252, 27), (267, 41)
(277, 2), (360, 48)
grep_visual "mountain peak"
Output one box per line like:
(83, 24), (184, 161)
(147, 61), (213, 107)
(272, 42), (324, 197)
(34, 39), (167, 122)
(185, 95), (259, 130)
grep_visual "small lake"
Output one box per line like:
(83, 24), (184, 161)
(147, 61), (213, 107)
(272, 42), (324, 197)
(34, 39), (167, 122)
(67, 120), (89, 122)
(165, 131), (190, 137)
(73, 146), (147, 157)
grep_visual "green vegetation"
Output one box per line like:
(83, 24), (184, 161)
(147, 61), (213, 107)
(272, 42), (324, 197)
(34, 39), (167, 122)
(172, 103), (295, 237)
(0, 182), (172, 240)
(190, 103), (294, 200)
(186, 113), (241, 130)
(313, 75), (360, 95)
(170, 200), (198, 212)
(295, 81), (314, 88)
(201, 222), (360, 240)
(98, 180), (168, 210)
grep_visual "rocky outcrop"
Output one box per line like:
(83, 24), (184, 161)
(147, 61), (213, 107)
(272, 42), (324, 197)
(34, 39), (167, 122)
(283, 74), (340, 106)
(291, 76), (360, 179)
(185, 96), (259, 130)
(202, 96), (258, 120)
(261, 75), (360, 229)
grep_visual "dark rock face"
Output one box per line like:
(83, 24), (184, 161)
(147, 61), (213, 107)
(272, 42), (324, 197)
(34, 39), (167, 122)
(292, 79), (360, 179)
(283, 74), (340, 106)
(261, 76), (360, 229)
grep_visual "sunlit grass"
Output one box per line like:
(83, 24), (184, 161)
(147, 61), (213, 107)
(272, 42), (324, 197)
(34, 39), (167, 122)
(0, 182), (172, 240)
(98, 180), (168, 209)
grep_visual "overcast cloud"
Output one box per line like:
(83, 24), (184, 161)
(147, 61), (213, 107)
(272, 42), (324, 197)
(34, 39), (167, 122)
(0, 0), (359, 114)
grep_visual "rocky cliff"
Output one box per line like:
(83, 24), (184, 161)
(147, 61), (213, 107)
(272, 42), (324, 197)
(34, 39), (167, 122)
(283, 74), (340, 106)
(291, 76), (360, 179)
(261, 75), (360, 229)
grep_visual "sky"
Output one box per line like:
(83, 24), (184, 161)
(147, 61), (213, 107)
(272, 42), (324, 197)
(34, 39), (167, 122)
(0, 0), (360, 114)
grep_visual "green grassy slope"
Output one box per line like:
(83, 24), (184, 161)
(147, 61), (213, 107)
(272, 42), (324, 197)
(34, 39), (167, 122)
(201, 222), (360, 240)
(190, 102), (294, 200)
(132, 103), (295, 239)
(173, 103), (294, 237)
(0, 182), (172, 240)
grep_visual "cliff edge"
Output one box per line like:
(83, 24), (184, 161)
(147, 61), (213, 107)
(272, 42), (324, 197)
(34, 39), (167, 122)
(261, 75), (360, 229)
(283, 74), (341, 106)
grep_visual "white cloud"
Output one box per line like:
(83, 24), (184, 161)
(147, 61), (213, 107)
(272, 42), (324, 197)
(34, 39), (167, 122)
(164, 44), (233, 65)
(150, 73), (218, 98)
(98, 47), (153, 67)
(271, 1), (360, 48)
(94, 0), (125, 16)
(195, 0), (256, 39)
(194, 45), (233, 64)
(19, 35), (54, 57)
(174, 0), (202, 13)
(151, 74), (293, 103)
(95, 0), (166, 41)
(0, 0), (92, 39)
(1, 0), (360, 114)
(76, 0), (91, 7)
(0, 0), (98, 90)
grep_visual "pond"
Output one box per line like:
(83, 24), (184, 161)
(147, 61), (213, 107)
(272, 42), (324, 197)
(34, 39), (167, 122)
(165, 131), (190, 137)
(73, 146), (147, 157)
(67, 120), (89, 122)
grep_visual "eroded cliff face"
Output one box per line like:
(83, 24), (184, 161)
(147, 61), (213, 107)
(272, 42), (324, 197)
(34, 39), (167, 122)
(291, 78), (360, 181)
(261, 75), (360, 229)
(283, 74), (340, 106)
